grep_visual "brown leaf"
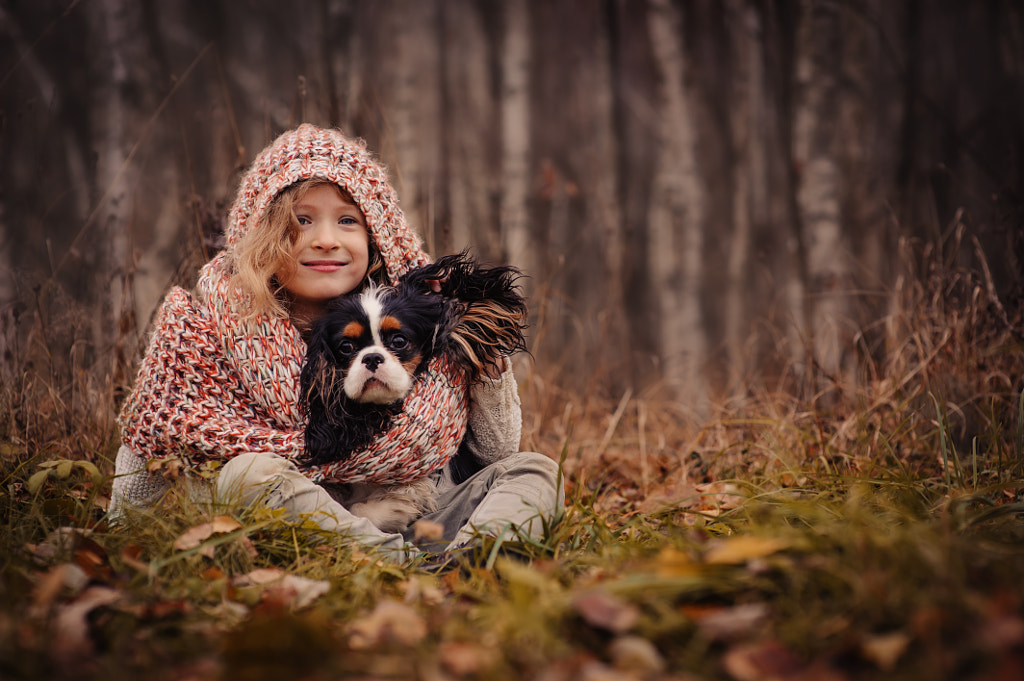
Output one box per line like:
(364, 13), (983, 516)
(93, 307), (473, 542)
(173, 515), (243, 551)
(860, 631), (911, 671)
(572, 590), (640, 634)
(32, 564), (88, 611)
(348, 600), (427, 649)
(438, 640), (498, 677)
(232, 569), (330, 610)
(147, 457), (184, 480)
(694, 603), (769, 642)
(722, 640), (802, 681)
(705, 536), (792, 565)
(119, 544), (152, 575)
(53, 586), (122, 666)
(609, 635), (665, 675)
(654, 546), (702, 577)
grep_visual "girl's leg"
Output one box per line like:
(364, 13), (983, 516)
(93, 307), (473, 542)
(217, 452), (417, 561)
(407, 451), (563, 551)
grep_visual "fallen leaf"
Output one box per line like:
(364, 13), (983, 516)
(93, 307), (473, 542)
(173, 515), (243, 551)
(654, 546), (702, 577)
(232, 569), (330, 610)
(705, 536), (792, 565)
(438, 640), (498, 677)
(52, 586), (122, 667)
(694, 603), (769, 642)
(572, 590), (640, 634)
(26, 527), (92, 562)
(237, 567), (285, 585)
(31, 564), (89, 611)
(696, 481), (744, 510)
(722, 640), (802, 681)
(401, 577), (446, 606)
(860, 631), (911, 671)
(119, 544), (152, 575)
(147, 457), (184, 480)
(348, 600), (427, 649)
(609, 635), (665, 675)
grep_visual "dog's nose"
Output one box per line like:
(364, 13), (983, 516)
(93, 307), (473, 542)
(362, 353), (385, 371)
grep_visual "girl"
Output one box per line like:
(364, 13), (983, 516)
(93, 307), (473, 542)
(113, 124), (561, 561)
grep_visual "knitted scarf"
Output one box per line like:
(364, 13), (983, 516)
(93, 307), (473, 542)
(118, 125), (468, 484)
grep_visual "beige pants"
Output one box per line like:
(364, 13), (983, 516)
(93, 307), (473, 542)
(216, 451), (562, 560)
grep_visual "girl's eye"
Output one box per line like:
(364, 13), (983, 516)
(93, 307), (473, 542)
(340, 216), (360, 226)
(297, 216), (312, 226)
(390, 335), (409, 350)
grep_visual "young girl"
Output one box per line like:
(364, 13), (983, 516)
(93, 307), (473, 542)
(113, 124), (561, 561)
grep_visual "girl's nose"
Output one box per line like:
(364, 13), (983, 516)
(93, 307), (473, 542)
(310, 220), (339, 249)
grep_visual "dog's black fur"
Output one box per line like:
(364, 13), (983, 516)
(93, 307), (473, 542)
(299, 251), (528, 470)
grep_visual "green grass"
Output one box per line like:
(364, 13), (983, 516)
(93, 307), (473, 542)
(2, 411), (1023, 681)
(2, 238), (1024, 680)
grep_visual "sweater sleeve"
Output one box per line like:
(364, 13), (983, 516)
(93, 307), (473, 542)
(118, 288), (306, 464)
(460, 360), (523, 465)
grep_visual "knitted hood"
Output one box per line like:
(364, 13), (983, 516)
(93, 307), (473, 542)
(225, 123), (428, 282)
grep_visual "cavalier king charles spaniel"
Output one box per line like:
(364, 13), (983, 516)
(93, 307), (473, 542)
(298, 251), (528, 532)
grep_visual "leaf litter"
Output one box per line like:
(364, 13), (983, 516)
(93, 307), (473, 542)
(6, 259), (1024, 679)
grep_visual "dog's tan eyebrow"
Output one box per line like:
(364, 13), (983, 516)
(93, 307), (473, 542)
(380, 315), (402, 332)
(342, 321), (365, 338)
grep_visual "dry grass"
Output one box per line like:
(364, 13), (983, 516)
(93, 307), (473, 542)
(1, 233), (1024, 680)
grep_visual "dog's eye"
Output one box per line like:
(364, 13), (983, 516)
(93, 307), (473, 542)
(337, 340), (357, 355)
(390, 334), (409, 350)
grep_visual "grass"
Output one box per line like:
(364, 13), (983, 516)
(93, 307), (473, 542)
(2, 237), (1024, 680)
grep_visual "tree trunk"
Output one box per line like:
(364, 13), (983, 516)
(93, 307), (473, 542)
(792, 0), (850, 393)
(499, 0), (535, 282)
(647, 0), (708, 404)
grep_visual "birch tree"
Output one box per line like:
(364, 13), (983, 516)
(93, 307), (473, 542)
(647, 0), (708, 404)
(792, 0), (850, 391)
(724, 0), (769, 388)
(441, 0), (498, 256)
(499, 0), (535, 281)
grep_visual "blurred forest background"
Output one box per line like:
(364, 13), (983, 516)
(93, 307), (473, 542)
(2, 0), (1023, 410)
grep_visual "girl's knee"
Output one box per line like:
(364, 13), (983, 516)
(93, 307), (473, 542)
(217, 452), (297, 502)
(503, 451), (559, 477)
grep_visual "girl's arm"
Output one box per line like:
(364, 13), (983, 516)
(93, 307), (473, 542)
(460, 358), (523, 465)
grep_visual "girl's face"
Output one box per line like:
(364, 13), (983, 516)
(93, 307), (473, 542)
(277, 183), (369, 320)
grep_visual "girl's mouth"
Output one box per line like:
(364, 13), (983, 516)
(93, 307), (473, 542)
(304, 260), (346, 272)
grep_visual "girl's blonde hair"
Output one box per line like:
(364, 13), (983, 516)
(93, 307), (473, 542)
(229, 179), (386, 318)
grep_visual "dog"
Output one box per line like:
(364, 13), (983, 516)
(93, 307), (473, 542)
(298, 251), (528, 533)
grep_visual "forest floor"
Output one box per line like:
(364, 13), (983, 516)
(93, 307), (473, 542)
(3, 252), (1024, 680)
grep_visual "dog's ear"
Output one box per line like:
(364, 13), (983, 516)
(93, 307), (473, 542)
(437, 253), (529, 381)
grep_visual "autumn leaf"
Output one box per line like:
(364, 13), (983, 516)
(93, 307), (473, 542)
(692, 603), (769, 642)
(173, 515), (243, 552)
(348, 600), (427, 649)
(572, 589), (640, 634)
(232, 568), (330, 610)
(438, 640), (499, 677)
(704, 535), (793, 565)
(609, 635), (665, 675)
(52, 586), (122, 668)
(654, 546), (702, 577)
(860, 631), (911, 671)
